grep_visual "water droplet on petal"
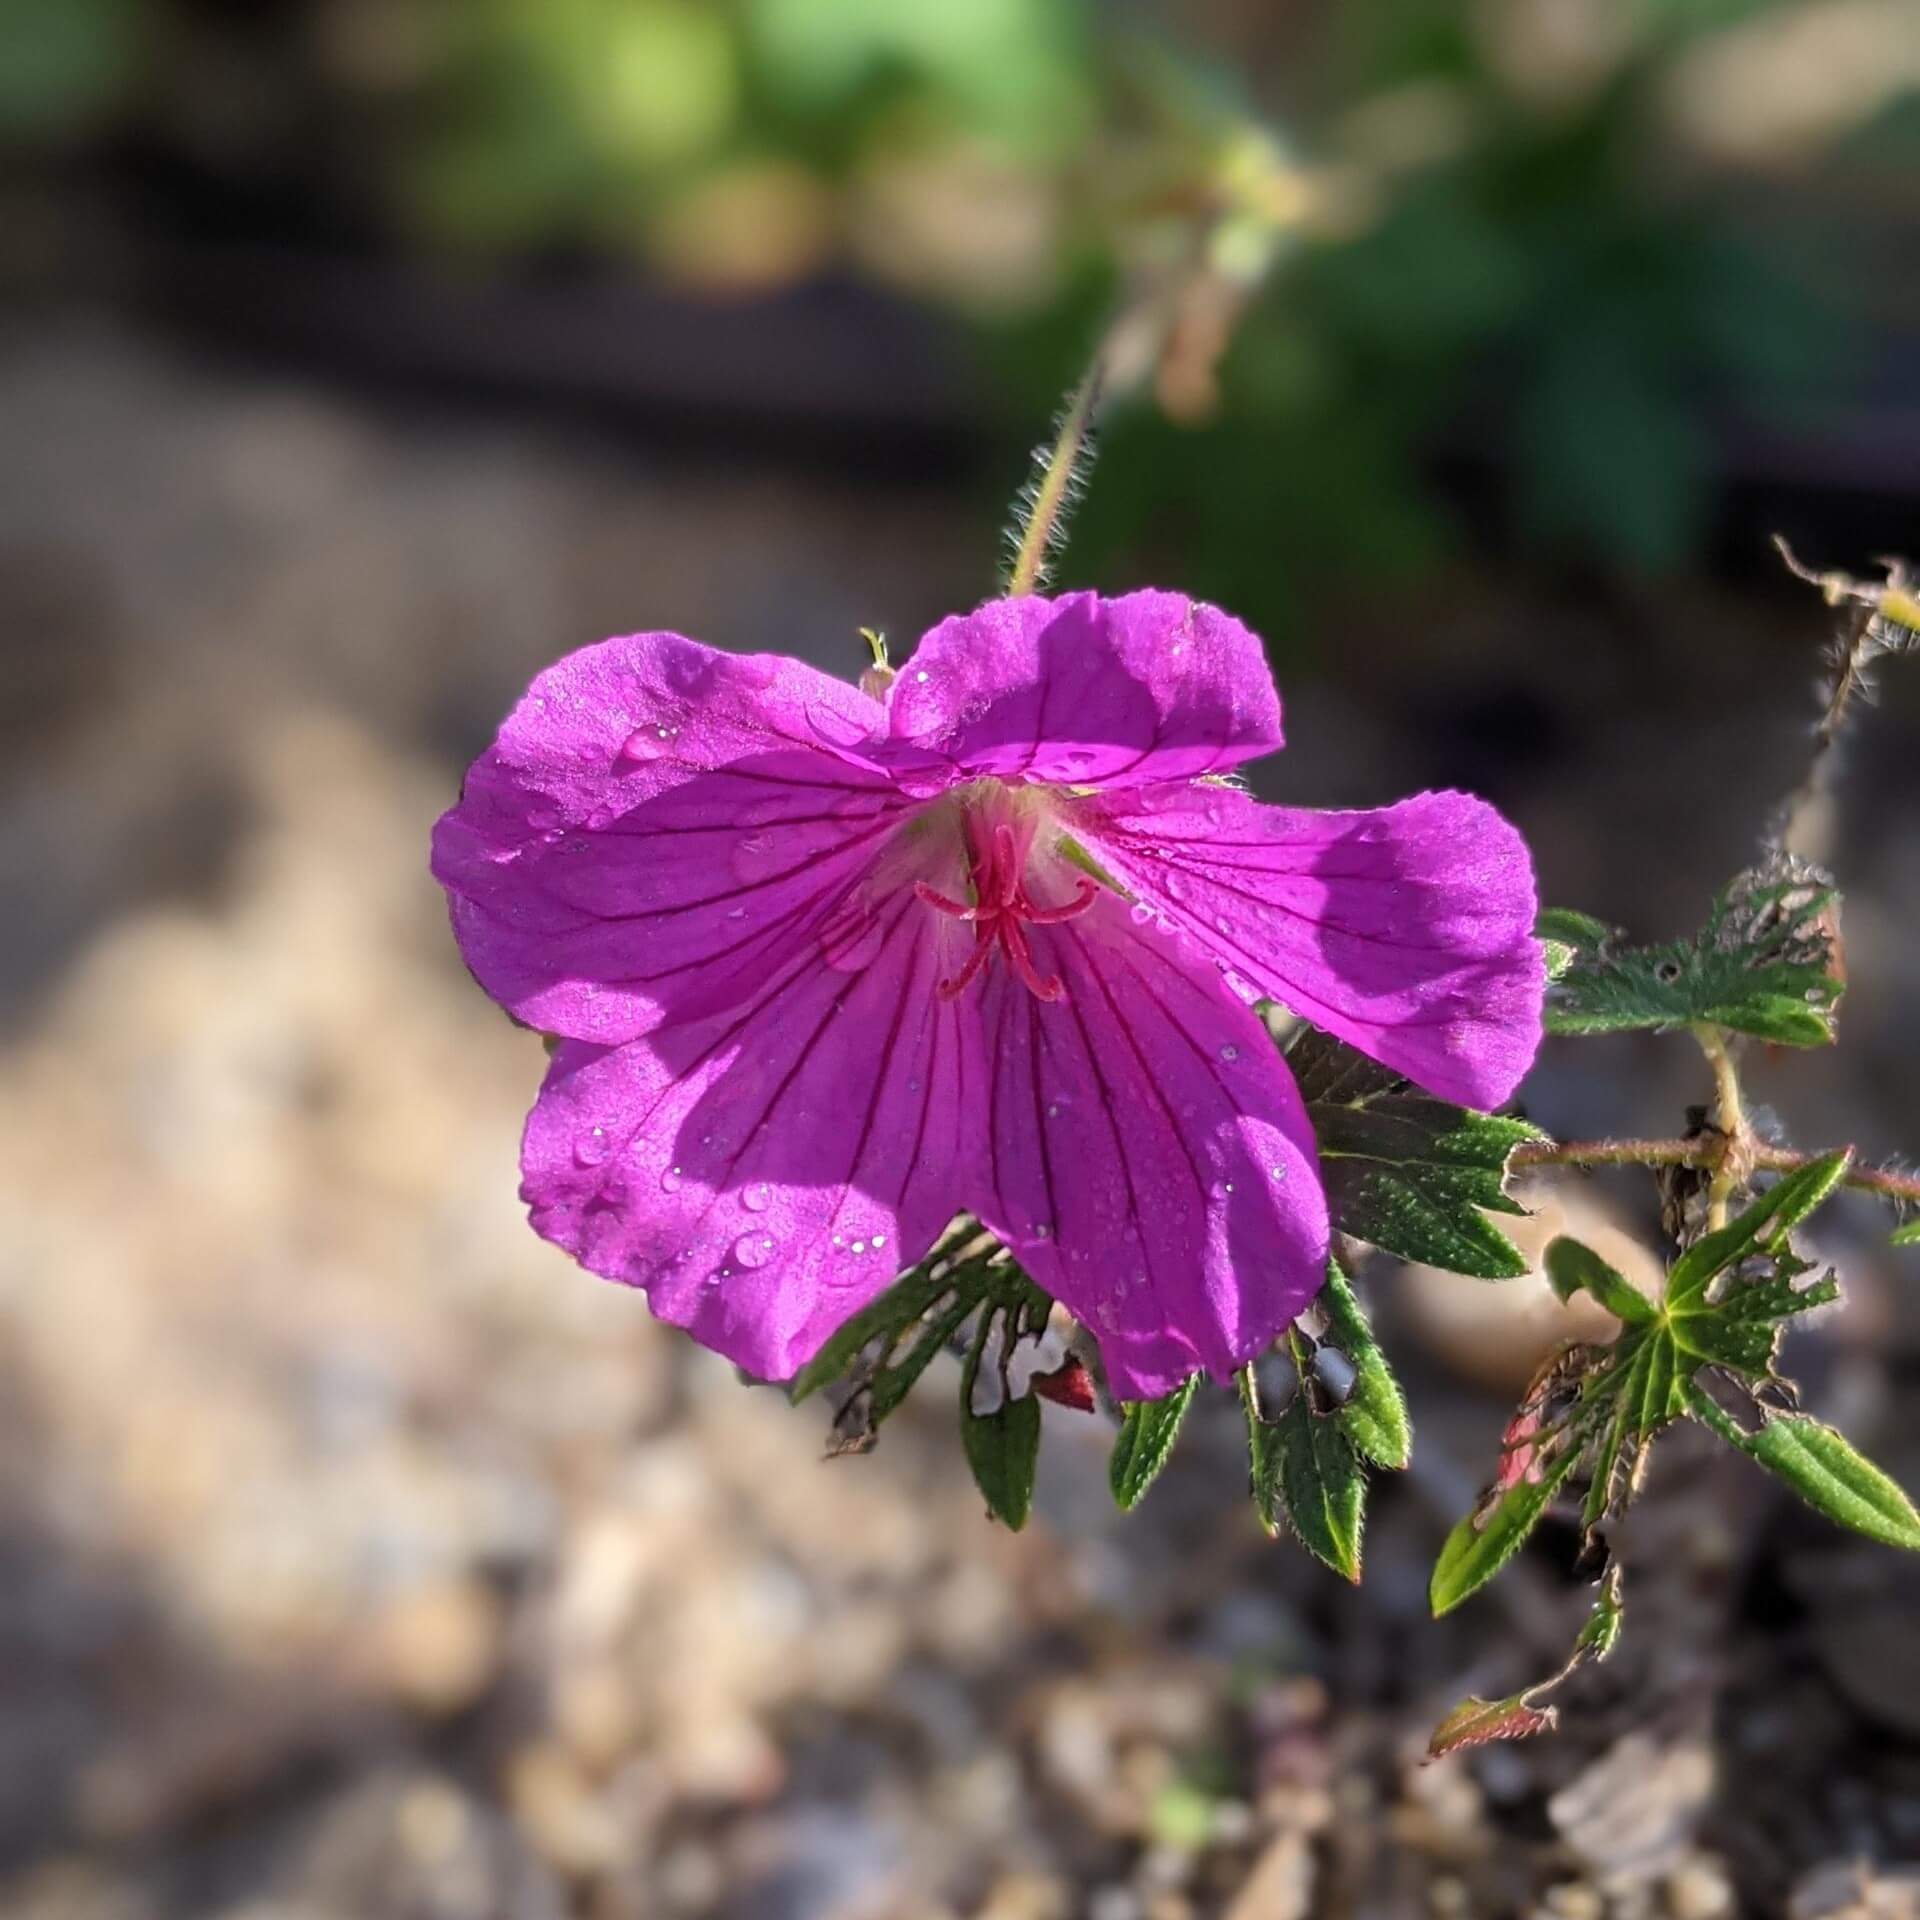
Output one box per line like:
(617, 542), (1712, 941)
(574, 1127), (610, 1167)
(1129, 901), (1156, 926)
(1270, 1163), (1287, 1181)
(660, 1166), (684, 1193)
(872, 1233), (887, 1250)
(618, 725), (678, 765)
(741, 1182), (771, 1213)
(850, 1239), (866, 1255)
(732, 1233), (774, 1270)
(1218, 1044), (1239, 1063)
(914, 669), (930, 684)
(1035, 1223), (1052, 1240)
(1165, 873), (1188, 902)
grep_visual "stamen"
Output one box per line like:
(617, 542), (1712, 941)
(919, 811), (1096, 1002)
(1022, 876), (1099, 925)
(914, 880), (979, 921)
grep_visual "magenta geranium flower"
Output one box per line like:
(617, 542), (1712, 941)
(432, 591), (1542, 1400)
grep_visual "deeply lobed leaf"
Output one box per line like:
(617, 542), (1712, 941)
(1286, 1026), (1542, 1278)
(1542, 863), (1843, 1047)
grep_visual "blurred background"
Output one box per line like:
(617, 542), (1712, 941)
(3, 1), (1920, 1915)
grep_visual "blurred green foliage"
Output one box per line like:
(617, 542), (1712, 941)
(7, 0), (1908, 623)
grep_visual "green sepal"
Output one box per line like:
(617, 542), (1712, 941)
(1110, 1376), (1200, 1511)
(1240, 1345), (1367, 1583)
(1320, 1261), (1411, 1469)
(960, 1312), (1043, 1531)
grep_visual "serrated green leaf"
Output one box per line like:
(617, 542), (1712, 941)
(1893, 1217), (1920, 1248)
(1286, 1026), (1541, 1278)
(1688, 1394), (1920, 1551)
(1320, 1261), (1410, 1469)
(1544, 1237), (1656, 1325)
(793, 1218), (1054, 1464)
(1544, 861), (1843, 1046)
(1664, 1151), (1851, 1308)
(959, 1312), (1042, 1530)
(1573, 1564), (1625, 1661)
(1535, 907), (1614, 950)
(1110, 1376), (1199, 1511)
(1240, 1352), (1367, 1582)
(790, 1217), (993, 1403)
(1430, 1437), (1581, 1616)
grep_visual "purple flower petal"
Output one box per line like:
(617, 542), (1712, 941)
(970, 892), (1328, 1401)
(432, 632), (914, 1044)
(1075, 786), (1543, 1110)
(887, 590), (1283, 790)
(520, 890), (981, 1382)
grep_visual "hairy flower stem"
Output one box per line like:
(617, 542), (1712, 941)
(1003, 366), (1103, 599)
(1694, 1024), (1751, 1231)
(1512, 1137), (1920, 1206)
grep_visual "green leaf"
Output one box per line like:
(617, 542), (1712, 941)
(1892, 1217), (1920, 1248)
(1286, 1026), (1542, 1278)
(791, 1217), (1053, 1463)
(1572, 1563), (1626, 1662)
(1689, 1394), (1920, 1552)
(1430, 1437), (1582, 1616)
(1240, 1350), (1367, 1582)
(959, 1313), (1043, 1530)
(1664, 1151), (1851, 1308)
(1535, 908), (1614, 949)
(1110, 1376), (1200, 1511)
(1544, 1236), (1656, 1325)
(1544, 861), (1843, 1046)
(1320, 1262), (1411, 1469)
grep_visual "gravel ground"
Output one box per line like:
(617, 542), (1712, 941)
(4, 316), (1920, 1920)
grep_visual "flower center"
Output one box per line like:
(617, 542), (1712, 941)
(914, 809), (1097, 1002)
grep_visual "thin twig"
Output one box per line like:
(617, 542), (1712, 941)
(1512, 1136), (1920, 1207)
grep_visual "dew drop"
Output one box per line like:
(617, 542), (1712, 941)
(1165, 873), (1189, 902)
(618, 724), (677, 765)
(1219, 1043), (1239, 1063)
(660, 1166), (684, 1193)
(1046, 1102), (1061, 1120)
(725, 906), (748, 921)
(1270, 1163), (1287, 1181)
(1129, 901), (1156, 926)
(741, 1182), (771, 1213)
(850, 1239), (867, 1255)
(573, 1127), (610, 1167)
(733, 1233), (774, 1270)
(914, 669), (930, 684)
(872, 1233), (887, 1250)
(1035, 1223), (1052, 1241)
